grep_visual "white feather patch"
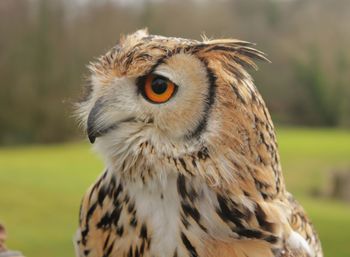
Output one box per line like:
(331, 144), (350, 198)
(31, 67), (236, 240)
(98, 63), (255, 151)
(287, 230), (314, 257)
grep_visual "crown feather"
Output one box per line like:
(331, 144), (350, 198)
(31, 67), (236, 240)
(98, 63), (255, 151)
(193, 39), (270, 70)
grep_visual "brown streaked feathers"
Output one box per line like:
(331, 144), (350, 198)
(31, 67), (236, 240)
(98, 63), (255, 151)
(74, 29), (323, 257)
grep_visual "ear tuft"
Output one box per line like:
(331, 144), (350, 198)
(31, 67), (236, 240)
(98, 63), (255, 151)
(119, 28), (149, 45)
(194, 38), (270, 70)
(135, 28), (149, 37)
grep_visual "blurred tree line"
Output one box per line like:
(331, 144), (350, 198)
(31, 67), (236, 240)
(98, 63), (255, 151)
(0, 0), (349, 145)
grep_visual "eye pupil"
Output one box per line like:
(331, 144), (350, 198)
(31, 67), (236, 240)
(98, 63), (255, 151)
(151, 78), (168, 94)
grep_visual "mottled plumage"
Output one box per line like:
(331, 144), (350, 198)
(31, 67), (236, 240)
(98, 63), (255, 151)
(74, 29), (323, 257)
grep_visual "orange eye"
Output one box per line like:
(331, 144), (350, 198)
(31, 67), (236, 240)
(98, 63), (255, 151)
(141, 74), (177, 104)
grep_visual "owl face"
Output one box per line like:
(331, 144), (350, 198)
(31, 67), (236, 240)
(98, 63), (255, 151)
(77, 29), (269, 162)
(85, 53), (214, 142)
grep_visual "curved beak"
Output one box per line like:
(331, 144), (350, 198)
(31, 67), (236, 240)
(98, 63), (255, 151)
(86, 98), (135, 144)
(87, 98), (105, 144)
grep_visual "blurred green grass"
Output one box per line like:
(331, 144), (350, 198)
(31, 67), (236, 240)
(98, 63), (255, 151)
(0, 128), (350, 257)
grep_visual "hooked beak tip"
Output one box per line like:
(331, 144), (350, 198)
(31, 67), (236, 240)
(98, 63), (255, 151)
(88, 134), (96, 144)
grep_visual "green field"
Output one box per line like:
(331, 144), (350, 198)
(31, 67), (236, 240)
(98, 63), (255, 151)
(0, 128), (349, 257)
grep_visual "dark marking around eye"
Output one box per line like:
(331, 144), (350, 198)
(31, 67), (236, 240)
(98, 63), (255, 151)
(185, 59), (216, 139)
(136, 76), (147, 94)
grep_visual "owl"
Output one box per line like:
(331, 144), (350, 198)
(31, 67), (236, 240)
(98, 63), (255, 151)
(74, 29), (323, 257)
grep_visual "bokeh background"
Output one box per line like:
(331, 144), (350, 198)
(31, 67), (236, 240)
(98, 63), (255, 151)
(0, 0), (349, 256)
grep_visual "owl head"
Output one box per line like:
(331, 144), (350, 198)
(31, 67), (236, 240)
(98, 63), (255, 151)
(77, 29), (277, 182)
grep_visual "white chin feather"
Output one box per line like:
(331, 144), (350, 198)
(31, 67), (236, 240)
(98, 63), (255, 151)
(287, 231), (314, 257)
